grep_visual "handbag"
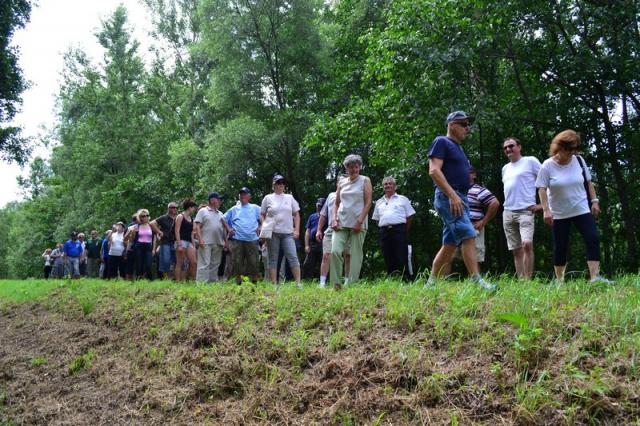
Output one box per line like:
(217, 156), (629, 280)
(575, 155), (592, 209)
(259, 221), (274, 240)
(259, 194), (287, 239)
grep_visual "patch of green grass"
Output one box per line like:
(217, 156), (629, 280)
(0, 279), (60, 306)
(68, 350), (94, 374)
(30, 357), (48, 367)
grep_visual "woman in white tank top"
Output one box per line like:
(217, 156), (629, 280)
(330, 154), (372, 288)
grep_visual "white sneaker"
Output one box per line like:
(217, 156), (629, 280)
(423, 278), (436, 289)
(589, 276), (615, 285)
(476, 278), (496, 291)
(318, 282), (326, 288)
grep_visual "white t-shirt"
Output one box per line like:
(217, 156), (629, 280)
(502, 156), (541, 210)
(261, 193), (300, 234)
(372, 193), (415, 226)
(535, 155), (591, 219)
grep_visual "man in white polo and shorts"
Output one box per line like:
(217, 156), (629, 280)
(502, 137), (542, 279)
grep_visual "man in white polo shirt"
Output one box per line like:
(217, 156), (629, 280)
(502, 137), (542, 279)
(371, 176), (416, 281)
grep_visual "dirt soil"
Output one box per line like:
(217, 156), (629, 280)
(0, 300), (632, 425)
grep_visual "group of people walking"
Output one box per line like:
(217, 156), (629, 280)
(41, 110), (613, 289)
(425, 111), (613, 289)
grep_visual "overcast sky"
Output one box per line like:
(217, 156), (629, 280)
(2, 0), (152, 207)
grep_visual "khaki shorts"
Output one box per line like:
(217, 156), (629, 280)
(503, 209), (535, 250)
(322, 232), (350, 255)
(454, 226), (485, 262)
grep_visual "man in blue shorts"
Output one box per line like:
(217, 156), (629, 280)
(426, 111), (495, 290)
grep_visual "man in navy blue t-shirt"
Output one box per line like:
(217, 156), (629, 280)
(426, 111), (495, 290)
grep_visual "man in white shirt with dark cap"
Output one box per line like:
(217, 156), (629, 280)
(372, 176), (416, 281)
(502, 137), (542, 279)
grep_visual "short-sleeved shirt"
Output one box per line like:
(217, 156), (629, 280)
(320, 192), (336, 236)
(305, 212), (321, 243)
(64, 240), (84, 258)
(261, 193), (300, 234)
(194, 207), (226, 245)
(85, 238), (102, 259)
(535, 155), (591, 220)
(154, 214), (176, 244)
(502, 156), (541, 210)
(467, 184), (497, 222)
(428, 136), (472, 193)
(225, 203), (261, 242)
(372, 193), (416, 226)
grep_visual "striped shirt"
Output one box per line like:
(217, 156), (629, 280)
(467, 184), (496, 222)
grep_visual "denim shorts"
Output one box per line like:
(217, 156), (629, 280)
(434, 190), (477, 246)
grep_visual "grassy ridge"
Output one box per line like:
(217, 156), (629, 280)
(1, 277), (639, 424)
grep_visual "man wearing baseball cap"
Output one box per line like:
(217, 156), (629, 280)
(426, 111), (495, 290)
(224, 187), (262, 284)
(195, 191), (234, 283)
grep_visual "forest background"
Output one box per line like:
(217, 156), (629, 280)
(0, 0), (639, 280)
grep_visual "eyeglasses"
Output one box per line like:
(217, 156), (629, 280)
(503, 144), (516, 151)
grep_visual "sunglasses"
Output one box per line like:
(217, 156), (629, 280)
(168, 206), (177, 209)
(503, 144), (517, 151)
(453, 122), (470, 128)
(140, 214), (149, 218)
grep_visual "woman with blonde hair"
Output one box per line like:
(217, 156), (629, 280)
(126, 209), (161, 280)
(536, 130), (613, 284)
(175, 199), (198, 281)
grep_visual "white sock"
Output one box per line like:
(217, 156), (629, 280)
(319, 275), (326, 285)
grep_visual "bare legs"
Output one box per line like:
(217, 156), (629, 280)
(431, 238), (479, 279)
(512, 240), (534, 279)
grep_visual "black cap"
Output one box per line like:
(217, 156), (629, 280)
(446, 110), (475, 124)
(70, 231), (77, 238)
(272, 174), (285, 183)
(208, 192), (222, 200)
(316, 197), (326, 207)
(239, 187), (251, 194)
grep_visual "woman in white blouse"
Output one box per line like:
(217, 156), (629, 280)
(261, 174), (301, 287)
(536, 130), (612, 284)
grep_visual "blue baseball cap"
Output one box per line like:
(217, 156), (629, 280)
(446, 110), (475, 124)
(208, 192), (222, 200)
(239, 187), (251, 194)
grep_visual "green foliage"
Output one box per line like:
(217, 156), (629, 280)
(2, 0), (640, 278)
(30, 357), (47, 367)
(0, 0), (32, 164)
(68, 350), (94, 374)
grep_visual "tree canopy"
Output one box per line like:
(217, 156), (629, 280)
(1, 0), (639, 278)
